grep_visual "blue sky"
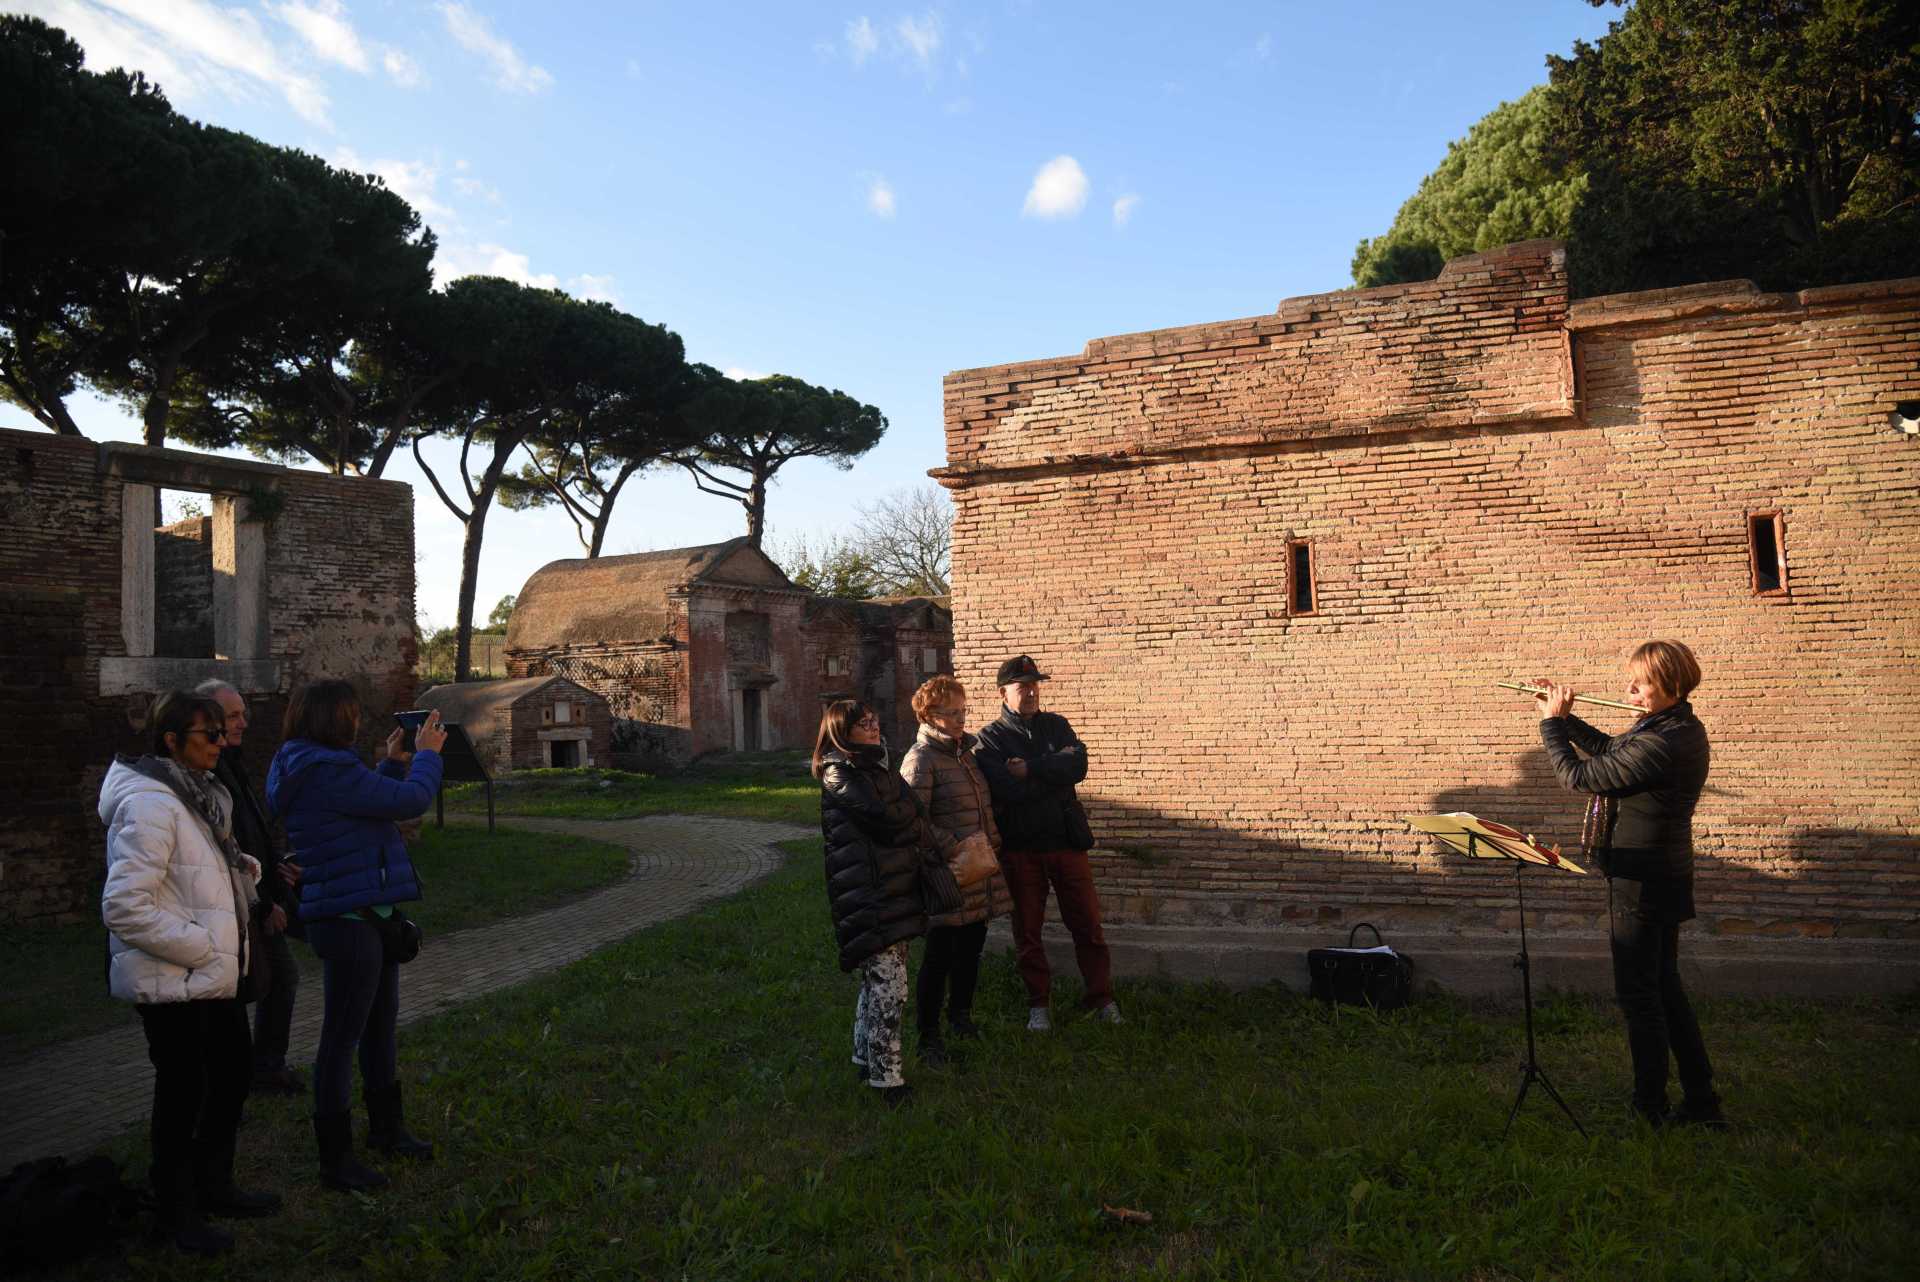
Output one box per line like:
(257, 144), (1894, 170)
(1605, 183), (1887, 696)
(13, 1), (1617, 627)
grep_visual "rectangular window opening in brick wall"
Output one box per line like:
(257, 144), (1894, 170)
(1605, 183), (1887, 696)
(1286, 540), (1317, 616)
(1747, 511), (1787, 595)
(155, 489), (215, 658)
(554, 700), (571, 724)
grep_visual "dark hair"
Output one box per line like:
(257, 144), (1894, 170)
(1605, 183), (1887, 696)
(148, 690), (225, 759)
(811, 699), (873, 779)
(283, 679), (362, 749)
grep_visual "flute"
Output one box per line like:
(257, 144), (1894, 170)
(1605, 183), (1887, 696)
(1496, 681), (1643, 714)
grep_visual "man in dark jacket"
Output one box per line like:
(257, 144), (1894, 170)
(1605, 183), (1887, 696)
(199, 681), (304, 1095)
(973, 655), (1119, 1031)
(1534, 639), (1724, 1128)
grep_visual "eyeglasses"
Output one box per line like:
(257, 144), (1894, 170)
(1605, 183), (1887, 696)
(854, 716), (880, 729)
(182, 728), (227, 740)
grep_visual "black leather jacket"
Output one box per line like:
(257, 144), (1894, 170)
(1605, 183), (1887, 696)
(974, 708), (1091, 853)
(819, 745), (935, 970)
(1539, 701), (1710, 885)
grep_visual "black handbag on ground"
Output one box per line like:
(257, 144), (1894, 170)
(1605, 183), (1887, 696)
(1307, 923), (1413, 1011)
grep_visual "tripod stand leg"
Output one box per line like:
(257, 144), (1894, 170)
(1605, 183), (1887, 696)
(1530, 1065), (1588, 1139)
(1501, 1069), (1534, 1141)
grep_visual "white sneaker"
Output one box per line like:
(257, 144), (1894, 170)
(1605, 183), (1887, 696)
(1093, 1001), (1124, 1025)
(1025, 1007), (1052, 1033)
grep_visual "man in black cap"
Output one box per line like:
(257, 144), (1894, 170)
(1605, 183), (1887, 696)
(973, 655), (1119, 1031)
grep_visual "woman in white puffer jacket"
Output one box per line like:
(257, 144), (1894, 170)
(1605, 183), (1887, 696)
(100, 690), (281, 1256)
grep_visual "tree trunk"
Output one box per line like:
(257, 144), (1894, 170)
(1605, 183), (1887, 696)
(745, 470), (768, 548)
(587, 459), (644, 558)
(452, 433), (520, 682)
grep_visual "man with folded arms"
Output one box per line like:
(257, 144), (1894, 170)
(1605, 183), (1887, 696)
(973, 655), (1120, 1031)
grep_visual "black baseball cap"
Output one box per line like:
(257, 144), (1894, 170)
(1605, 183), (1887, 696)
(996, 655), (1050, 686)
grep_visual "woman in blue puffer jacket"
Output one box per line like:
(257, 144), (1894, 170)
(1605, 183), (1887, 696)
(267, 679), (444, 1193)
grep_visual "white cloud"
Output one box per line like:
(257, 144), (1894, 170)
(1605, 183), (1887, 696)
(334, 147), (449, 219)
(21, 0), (334, 124)
(435, 243), (561, 289)
(436, 2), (553, 94)
(1022, 155), (1088, 220)
(273, 0), (368, 73)
(895, 12), (940, 68)
(866, 175), (896, 219)
(571, 274), (620, 305)
(1112, 193), (1141, 228)
(383, 47), (424, 88)
(1253, 32), (1272, 61)
(845, 16), (878, 65)
(451, 175), (502, 204)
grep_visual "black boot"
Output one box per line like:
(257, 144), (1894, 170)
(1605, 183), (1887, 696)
(366, 1083), (434, 1160)
(919, 1028), (949, 1068)
(1670, 1092), (1729, 1129)
(151, 1164), (232, 1256)
(193, 1136), (282, 1218)
(314, 1112), (388, 1192)
(948, 1012), (981, 1041)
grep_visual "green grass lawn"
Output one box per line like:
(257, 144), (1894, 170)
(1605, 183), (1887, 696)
(52, 837), (1920, 1282)
(0, 823), (629, 1059)
(443, 756), (817, 827)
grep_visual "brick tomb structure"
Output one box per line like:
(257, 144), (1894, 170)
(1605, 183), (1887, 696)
(417, 675), (612, 773)
(506, 538), (953, 766)
(0, 430), (418, 925)
(936, 240), (1920, 996)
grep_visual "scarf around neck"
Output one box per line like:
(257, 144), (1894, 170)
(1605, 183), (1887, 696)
(128, 755), (259, 907)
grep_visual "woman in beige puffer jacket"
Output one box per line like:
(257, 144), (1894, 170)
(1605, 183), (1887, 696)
(899, 676), (1013, 1063)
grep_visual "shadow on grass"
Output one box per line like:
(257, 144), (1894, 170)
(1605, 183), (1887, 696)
(43, 837), (1920, 1282)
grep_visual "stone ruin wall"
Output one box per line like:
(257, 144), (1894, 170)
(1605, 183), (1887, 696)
(938, 241), (1920, 953)
(0, 429), (418, 924)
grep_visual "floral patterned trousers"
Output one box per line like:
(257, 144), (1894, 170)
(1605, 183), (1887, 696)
(851, 940), (909, 1088)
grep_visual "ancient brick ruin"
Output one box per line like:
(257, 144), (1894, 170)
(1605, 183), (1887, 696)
(0, 429), (418, 924)
(938, 240), (1920, 994)
(505, 539), (953, 764)
(417, 675), (612, 774)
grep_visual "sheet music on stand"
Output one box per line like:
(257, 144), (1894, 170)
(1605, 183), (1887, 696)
(1408, 812), (1588, 875)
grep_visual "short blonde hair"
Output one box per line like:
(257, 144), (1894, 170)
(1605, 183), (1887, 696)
(1628, 640), (1701, 701)
(911, 675), (966, 724)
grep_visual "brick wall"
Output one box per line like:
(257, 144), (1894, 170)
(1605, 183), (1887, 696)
(0, 430), (417, 924)
(153, 516), (213, 657)
(938, 242), (1920, 952)
(505, 678), (612, 770)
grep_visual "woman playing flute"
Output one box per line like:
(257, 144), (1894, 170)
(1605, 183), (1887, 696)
(1530, 640), (1725, 1129)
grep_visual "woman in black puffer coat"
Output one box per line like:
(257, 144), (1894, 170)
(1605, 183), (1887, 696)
(816, 699), (938, 1103)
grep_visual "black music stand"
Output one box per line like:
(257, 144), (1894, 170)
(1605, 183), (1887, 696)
(1408, 813), (1589, 1140)
(432, 724), (494, 834)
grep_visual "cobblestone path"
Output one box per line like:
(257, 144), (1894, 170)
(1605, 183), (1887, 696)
(0, 814), (807, 1169)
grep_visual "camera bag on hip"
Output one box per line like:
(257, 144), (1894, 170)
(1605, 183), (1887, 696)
(358, 908), (423, 965)
(1307, 923), (1413, 1011)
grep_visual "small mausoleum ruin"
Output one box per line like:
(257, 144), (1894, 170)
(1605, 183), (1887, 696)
(0, 429), (419, 925)
(937, 239), (1920, 996)
(505, 538), (953, 764)
(417, 675), (611, 773)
